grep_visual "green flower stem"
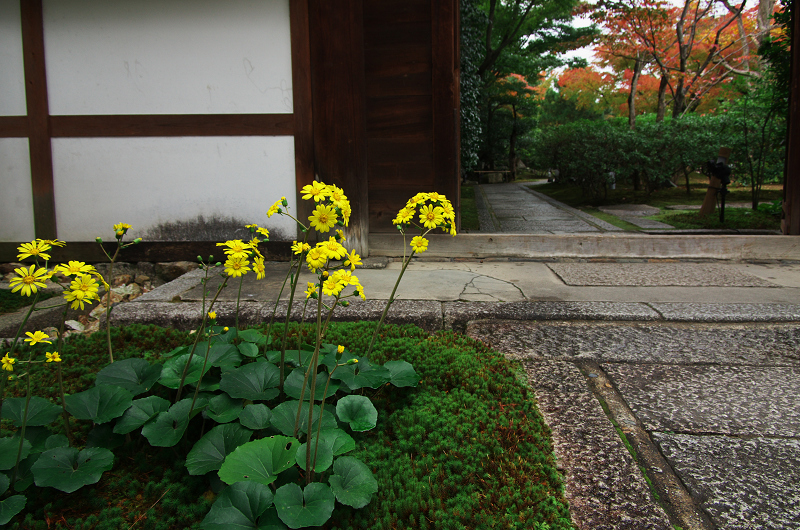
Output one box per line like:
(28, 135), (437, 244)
(54, 305), (72, 442)
(11, 347), (36, 486)
(235, 275), (244, 330)
(312, 364), (339, 474)
(188, 337), (214, 417)
(279, 257), (305, 390)
(101, 243), (121, 364)
(5, 291), (41, 360)
(175, 275), (229, 403)
(366, 250), (415, 358)
(293, 286), (324, 439)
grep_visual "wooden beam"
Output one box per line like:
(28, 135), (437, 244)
(0, 116), (28, 137)
(50, 114), (294, 137)
(0, 241), (292, 263)
(784, 0), (800, 235)
(308, 0), (369, 255)
(431, 0), (460, 220)
(20, 0), (56, 239)
(290, 0), (315, 243)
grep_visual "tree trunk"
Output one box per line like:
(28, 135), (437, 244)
(672, 77), (686, 119)
(628, 55), (642, 129)
(508, 104), (517, 182)
(656, 75), (669, 122)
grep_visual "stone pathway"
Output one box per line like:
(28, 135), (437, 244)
(466, 319), (800, 530)
(476, 183), (623, 233)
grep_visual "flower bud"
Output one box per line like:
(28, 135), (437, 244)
(209, 255), (214, 261)
(198, 255), (203, 262)
(133, 238), (142, 244)
(96, 237), (103, 244)
(345, 358), (359, 365)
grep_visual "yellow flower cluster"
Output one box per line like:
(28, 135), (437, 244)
(217, 226), (270, 279)
(391, 192), (456, 254)
(302, 181), (351, 233)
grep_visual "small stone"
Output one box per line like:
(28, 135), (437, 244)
(113, 274), (133, 286)
(65, 320), (85, 332)
(134, 275), (150, 285)
(156, 261), (199, 282)
(0, 263), (24, 276)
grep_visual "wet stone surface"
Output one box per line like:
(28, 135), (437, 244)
(652, 433), (800, 530)
(523, 360), (672, 530)
(548, 262), (779, 287)
(602, 364), (800, 437)
(466, 320), (800, 365)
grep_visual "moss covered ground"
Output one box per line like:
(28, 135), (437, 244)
(2, 322), (571, 530)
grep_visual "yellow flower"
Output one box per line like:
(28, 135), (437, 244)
(1, 354), (15, 372)
(337, 345), (345, 354)
(46, 351), (61, 363)
(309, 204), (338, 233)
(343, 249), (362, 271)
(217, 240), (252, 259)
(257, 227), (270, 238)
(449, 223), (457, 237)
(38, 239), (65, 247)
(301, 181), (329, 202)
(64, 287), (94, 310)
(224, 256), (251, 277)
(17, 240), (52, 262)
(320, 238), (347, 260)
(441, 199), (455, 220)
(291, 241), (307, 255)
(304, 282), (318, 299)
(410, 236), (428, 253)
(253, 256), (266, 280)
(306, 247), (327, 271)
(321, 277), (344, 297)
(70, 273), (100, 296)
(267, 199), (282, 218)
(9, 264), (50, 297)
(406, 193), (429, 207)
(113, 222), (132, 232)
(427, 192), (445, 202)
(335, 229), (346, 242)
(418, 204), (445, 229)
(393, 207), (415, 225)
(55, 261), (94, 276)
(208, 311), (217, 320)
(339, 201), (351, 227)
(24, 330), (52, 346)
(223, 327), (229, 332)
(353, 282), (366, 300)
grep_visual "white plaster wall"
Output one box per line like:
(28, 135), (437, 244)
(0, 139), (35, 241)
(51, 137), (298, 241)
(0, 0), (27, 116)
(43, 0), (293, 115)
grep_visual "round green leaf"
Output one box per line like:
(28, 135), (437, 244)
(113, 395), (170, 434)
(269, 401), (337, 437)
(186, 423), (253, 476)
(295, 441), (333, 473)
(206, 342), (243, 370)
(0, 473), (9, 494)
(201, 481), (274, 530)
(21, 427), (52, 454)
(274, 483), (334, 529)
(95, 358), (162, 396)
(0, 492), (25, 525)
(384, 360), (419, 387)
(218, 436), (300, 486)
(141, 399), (201, 447)
(220, 362), (280, 402)
(266, 349), (313, 368)
(206, 393), (244, 424)
(31, 446), (114, 493)
(330, 359), (390, 390)
(0, 437), (31, 471)
(239, 404), (272, 431)
(65, 385), (133, 424)
(328, 456), (378, 509)
(44, 434), (69, 451)
(1, 397), (61, 427)
(314, 428), (356, 456)
(238, 342), (259, 358)
(237, 329), (267, 346)
(336, 395), (378, 432)
(159, 353), (210, 389)
(283, 368), (339, 402)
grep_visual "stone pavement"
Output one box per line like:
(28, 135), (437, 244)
(90, 258), (800, 530)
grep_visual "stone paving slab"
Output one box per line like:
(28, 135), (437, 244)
(603, 363), (800, 436)
(649, 302), (800, 321)
(522, 360), (672, 530)
(465, 320), (800, 365)
(548, 263), (779, 287)
(652, 433), (800, 530)
(448, 301), (659, 331)
(115, 299), (444, 332)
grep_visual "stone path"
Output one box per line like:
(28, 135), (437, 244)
(466, 319), (800, 530)
(476, 182), (623, 233)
